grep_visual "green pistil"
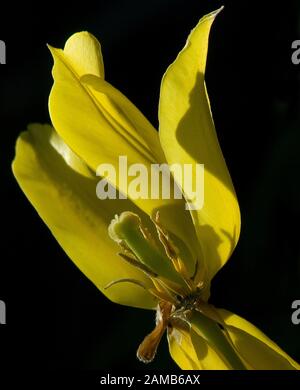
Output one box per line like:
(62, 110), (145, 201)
(108, 211), (185, 287)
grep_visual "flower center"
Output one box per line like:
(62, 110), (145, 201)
(106, 210), (205, 363)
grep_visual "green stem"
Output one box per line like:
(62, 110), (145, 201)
(191, 310), (247, 370)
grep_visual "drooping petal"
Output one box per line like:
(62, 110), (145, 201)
(48, 32), (201, 275)
(217, 308), (300, 370)
(159, 7), (240, 283)
(12, 123), (157, 309)
(168, 326), (230, 370)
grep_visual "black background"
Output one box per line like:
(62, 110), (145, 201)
(0, 0), (300, 373)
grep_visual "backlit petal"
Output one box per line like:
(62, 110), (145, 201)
(168, 326), (230, 370)
(217, 308), (300, 370)
(159, 8), (240, 283)
(62, 31), (105, 78)
(12, 123), (157, 309)
(48, 32), (200, 274)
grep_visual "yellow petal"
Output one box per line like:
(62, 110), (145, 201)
(48, 32), (201, 275)
(168, 326), (230, 370)
(159, 7), (240, 282)
(62, 31), (105, 78)
(12, 123), (157, 309)
(217, 308), (300, 370)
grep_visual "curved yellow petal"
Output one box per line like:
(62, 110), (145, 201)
(217, 308), (300, 370)
(159, 8), (240, 283)
(62, 31), (105, 78)
(12, 123), (157, 309)
(48, 32), (201, 275)
(168, 326), (230, 370)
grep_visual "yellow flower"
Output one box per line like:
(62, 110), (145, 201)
(12, 8), (299, 369)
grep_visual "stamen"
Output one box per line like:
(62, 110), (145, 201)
(148, 278), (179, 305)
(152, 211), (179, 262)
(139, 224), (156, 247)
(118, 252), (158, 278)
(191, 258), (199, 281)
(152, 211), (192, 285)
(148, 288), (177, 305)
(158, 276), (188, 297)
(137, 302), (173, 363)
(104, 278), (148, 291)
